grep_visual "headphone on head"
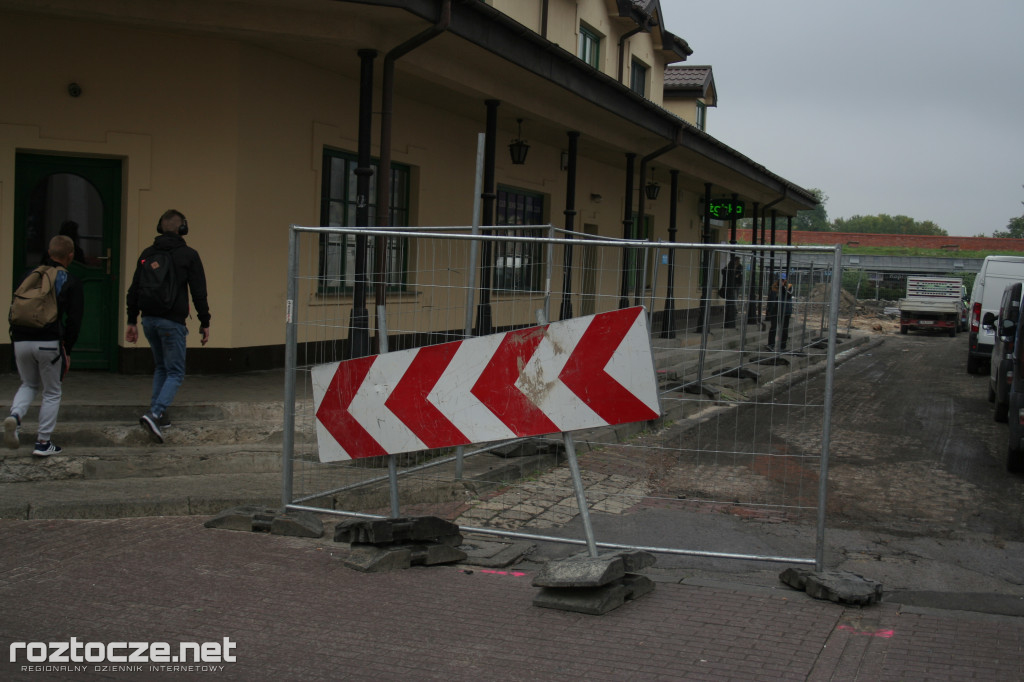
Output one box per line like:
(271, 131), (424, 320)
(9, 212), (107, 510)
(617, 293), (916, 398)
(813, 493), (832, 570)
(156, 209), (189, 236)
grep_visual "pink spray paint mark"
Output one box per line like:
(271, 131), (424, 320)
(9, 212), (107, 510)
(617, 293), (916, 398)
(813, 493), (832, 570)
(837, 624), (894, 638)
(480, 569), (527, 577)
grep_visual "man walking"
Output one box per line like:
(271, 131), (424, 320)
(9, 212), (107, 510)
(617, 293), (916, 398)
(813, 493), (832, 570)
(721, 254), (743, 329)
(765, 273), (794, 352)
(5, 235), (84, 456)
(125, 209), (210, 443)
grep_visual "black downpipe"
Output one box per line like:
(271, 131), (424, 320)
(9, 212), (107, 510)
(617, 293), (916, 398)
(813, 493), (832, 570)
(659, 169), (680, 338)
(348, 48), (377, 360)
(786, 215), (793, 275)
(616, 26), (645, 84)
(634, 138), (679, 304)
(619, 152), (636, 308)
(559, 131), (580, 320)
(374, 0), (451, 350)
(474, 99), (499, 336)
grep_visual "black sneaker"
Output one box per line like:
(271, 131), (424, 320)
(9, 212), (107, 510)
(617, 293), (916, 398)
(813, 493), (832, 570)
(140, 411), (165, 444)
(32, 441), (62, 456)
(157, 411), (171, 427)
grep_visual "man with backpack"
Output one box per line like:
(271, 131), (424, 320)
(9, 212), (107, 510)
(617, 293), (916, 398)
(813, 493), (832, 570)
(5, 235), (84, 456)
(125, 209), (210, 443)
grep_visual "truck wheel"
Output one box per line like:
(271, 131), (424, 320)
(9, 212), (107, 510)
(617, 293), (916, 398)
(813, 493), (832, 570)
(1009, 444), (1024, 473)
(967, 355), (981, 374)
(989, 384), (996, 403)
(948, 327), (956, 337)
(996, 400), (1009, 422)
(900, 326), (908, 335)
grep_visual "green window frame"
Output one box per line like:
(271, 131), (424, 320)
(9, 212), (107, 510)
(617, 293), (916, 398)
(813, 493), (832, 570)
(319, 149), (410, 294)
(579, 24), (601, 69)
(494, 186), (545, 293)
(630, 59), (648, 98)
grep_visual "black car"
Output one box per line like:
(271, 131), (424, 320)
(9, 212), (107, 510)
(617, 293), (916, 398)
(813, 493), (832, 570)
(1006, 291), (1024, 472)
(989, 282), (1023, 422)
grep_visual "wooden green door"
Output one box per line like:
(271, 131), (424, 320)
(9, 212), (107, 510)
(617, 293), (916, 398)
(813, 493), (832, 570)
(13, 154), (122, 371)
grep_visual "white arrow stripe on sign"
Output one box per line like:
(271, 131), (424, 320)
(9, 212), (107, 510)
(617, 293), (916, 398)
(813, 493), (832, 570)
(429, 333), (518, 443)
(348, 351), (427, 455)
(604, 310), (660, 416)
(518, 315), (603, 432)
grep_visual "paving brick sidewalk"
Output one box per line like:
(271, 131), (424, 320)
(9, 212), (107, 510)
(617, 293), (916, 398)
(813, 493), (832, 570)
(2, 517), (1021, 681)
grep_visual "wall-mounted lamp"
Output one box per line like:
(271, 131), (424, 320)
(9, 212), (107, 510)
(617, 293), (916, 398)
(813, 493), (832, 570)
(590, 193), (602, 204)
(67, 82), (82, 98)
(508, 118), (530, 165)
(644, 167), (661, 201)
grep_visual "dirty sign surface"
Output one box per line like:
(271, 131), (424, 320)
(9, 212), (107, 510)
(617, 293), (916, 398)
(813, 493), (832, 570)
(311, 306), (660, 461)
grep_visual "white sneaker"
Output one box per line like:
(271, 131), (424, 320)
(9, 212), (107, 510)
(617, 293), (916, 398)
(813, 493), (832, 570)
(4, 415), (19, 449)
(32, 441), (62, 456)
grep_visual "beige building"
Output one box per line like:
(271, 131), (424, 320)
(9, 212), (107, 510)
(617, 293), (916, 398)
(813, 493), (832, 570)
(0, 0), (815, 373)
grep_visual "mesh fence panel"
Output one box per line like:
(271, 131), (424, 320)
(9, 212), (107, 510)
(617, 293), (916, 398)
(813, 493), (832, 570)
(284, 226), (842, 566)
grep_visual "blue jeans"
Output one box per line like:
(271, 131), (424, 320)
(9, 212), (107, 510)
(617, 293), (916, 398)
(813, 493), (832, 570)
(142, 316), (188, 416)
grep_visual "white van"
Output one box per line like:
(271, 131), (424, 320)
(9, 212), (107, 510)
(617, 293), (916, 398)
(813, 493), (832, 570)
(967, 255), (1024, 373)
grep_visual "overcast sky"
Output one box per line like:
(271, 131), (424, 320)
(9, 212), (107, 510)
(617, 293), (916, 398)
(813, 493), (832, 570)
(658, 0), (1024, 236)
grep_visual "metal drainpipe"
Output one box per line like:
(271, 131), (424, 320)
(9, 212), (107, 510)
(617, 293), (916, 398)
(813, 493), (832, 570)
(634, 137), (679, 304)
(374, 0), (452, 348)
(695, 182), (713, 332)
(617, 26), (645, 84)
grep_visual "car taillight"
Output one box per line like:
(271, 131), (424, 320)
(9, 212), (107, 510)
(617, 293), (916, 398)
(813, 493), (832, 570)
(971, 302), (982, 333)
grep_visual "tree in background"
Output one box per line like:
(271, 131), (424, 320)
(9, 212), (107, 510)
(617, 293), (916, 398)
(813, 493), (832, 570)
(992, 187), (1024, 238)
(831, 214), (947, 236)
(793, 188), (830, 231)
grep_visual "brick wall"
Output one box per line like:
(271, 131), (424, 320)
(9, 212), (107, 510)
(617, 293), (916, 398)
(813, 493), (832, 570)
(732, 230), (1024, 252)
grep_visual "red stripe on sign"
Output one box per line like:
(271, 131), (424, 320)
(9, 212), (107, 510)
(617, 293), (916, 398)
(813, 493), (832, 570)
(386, 341), (470, 449)
(472, 326), (560, 437)
(316, 356), (387, 459)
(559, 307), (659, 424)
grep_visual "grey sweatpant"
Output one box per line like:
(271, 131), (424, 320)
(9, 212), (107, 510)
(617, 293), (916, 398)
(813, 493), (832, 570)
(11, 340), (63, 442)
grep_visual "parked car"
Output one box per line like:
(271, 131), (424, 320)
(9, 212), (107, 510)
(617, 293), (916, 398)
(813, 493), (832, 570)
(988, 282), (1022, 422)
(1006, 298), (1024, 473)
(967, 255), (1024, 374)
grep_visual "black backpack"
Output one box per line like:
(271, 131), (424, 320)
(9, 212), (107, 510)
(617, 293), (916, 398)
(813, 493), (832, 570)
(136, 250), (178, 315)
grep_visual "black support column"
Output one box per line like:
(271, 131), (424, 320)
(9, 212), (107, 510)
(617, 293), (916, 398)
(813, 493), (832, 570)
(559, 131), (580, 320)
(474, 99), (499, 336)
(348, 48), (376, 359)
(619, 152), (636, 309)
(659, 169), (680, 338)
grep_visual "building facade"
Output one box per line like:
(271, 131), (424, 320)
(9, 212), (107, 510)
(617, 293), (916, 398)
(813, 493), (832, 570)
(1, 0), (816, 373)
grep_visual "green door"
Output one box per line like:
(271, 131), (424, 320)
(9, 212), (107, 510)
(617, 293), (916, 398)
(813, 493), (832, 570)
(13, 154), (122, 371)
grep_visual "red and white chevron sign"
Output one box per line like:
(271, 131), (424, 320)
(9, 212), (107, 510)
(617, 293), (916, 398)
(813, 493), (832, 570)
(311, 306), (660, 462)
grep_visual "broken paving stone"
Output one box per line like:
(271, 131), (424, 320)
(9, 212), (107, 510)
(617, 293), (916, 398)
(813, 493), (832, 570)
(532, 551), (655, 588)
(533, 574), (655, 615)
(342, 542), (467, 572)
(779, 568), (884, 606)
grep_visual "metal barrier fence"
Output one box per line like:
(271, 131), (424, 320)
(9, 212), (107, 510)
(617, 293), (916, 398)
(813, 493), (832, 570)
(282, 225), (843, 570)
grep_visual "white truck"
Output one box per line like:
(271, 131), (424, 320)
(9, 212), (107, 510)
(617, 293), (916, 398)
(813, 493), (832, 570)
(899, 275), (963, 337)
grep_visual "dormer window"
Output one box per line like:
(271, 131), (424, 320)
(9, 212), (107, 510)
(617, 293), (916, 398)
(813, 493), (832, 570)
(630, 58), (648, 98)
(579, 23), (601, 69)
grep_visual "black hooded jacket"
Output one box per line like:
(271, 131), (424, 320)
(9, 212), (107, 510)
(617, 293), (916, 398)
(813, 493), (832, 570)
(126, 233), (210, 327)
